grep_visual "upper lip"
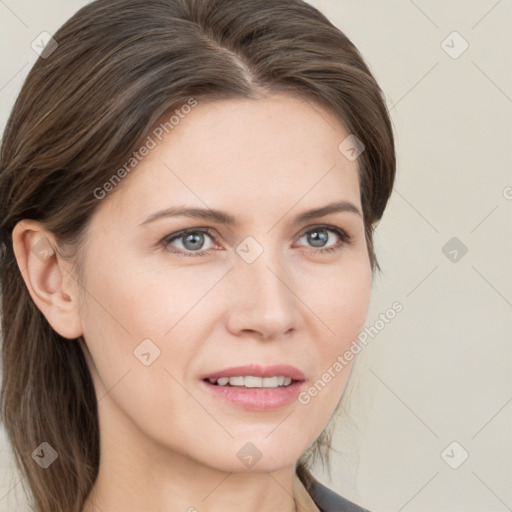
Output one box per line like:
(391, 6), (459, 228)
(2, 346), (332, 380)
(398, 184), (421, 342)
(201, 364), (306, 381)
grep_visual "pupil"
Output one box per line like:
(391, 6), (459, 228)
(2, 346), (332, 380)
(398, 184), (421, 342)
(184, 232), (203, 250)
(309, 229), (327, 248)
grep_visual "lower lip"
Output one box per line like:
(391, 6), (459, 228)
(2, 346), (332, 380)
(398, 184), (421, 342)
(200, 379), (305, 411)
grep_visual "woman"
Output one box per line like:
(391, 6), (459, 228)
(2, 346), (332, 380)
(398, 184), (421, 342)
(0, 0), (395, 511)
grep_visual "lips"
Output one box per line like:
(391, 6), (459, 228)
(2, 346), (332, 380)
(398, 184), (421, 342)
(200, 364), (306, 382)
(199, 364), (307, 411)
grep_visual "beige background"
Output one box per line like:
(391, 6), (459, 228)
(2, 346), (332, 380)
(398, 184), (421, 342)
(1, 0), (511, 510)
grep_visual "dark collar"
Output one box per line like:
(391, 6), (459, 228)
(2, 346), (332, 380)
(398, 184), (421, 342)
(307, 475), (372, 512)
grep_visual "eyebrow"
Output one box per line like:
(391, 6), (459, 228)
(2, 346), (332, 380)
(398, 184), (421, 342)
(139, 200), (362, 227)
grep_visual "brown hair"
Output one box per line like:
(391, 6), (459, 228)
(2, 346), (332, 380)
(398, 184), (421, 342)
(0, 0), (395, 510)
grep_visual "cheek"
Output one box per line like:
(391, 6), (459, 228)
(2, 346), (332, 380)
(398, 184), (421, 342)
(78, 259), (198, 448)
(310, 255), (372, 348)
(80, 250), (190, 343)
(298, 258), (371, 416)
(77, 254), (174, 395)
(77, 250), (210, 407)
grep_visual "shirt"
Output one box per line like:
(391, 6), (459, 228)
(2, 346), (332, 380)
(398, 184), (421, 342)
(293, 473), (371, 512)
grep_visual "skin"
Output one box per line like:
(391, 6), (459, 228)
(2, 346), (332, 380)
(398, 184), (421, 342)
(12, 94), (372, 512)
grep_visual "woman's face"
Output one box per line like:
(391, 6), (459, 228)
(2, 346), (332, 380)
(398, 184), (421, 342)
(76, 94), (372, 473)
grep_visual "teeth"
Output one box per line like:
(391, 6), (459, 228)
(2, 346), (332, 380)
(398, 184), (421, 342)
(207, 376), (294, 388)
(228, 376), (245, 386)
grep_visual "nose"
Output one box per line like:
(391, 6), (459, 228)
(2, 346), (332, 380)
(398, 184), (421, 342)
(224, 248), (300, 340)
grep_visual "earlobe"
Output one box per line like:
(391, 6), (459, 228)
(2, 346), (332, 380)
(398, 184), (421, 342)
(11, 220), (84, 340)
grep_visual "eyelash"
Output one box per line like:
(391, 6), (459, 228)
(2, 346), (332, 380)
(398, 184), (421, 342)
(159, 225), (352, 258)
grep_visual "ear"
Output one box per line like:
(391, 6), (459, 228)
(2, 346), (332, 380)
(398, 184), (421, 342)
(11, 219), (83, 340)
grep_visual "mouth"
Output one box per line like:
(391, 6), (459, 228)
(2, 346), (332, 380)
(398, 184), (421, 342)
(199, 364), (306, 411)
(203, 375), (299, 388)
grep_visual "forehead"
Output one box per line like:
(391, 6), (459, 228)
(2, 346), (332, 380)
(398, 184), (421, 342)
(97, 94), (362, 226)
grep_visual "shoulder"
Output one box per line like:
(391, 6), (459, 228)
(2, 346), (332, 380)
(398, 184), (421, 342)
(307, 476), (372, 512)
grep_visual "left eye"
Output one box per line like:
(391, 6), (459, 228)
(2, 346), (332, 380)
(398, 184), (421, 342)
(161, 228), (217, 256)
(295, 226), (351, 254)
(160, 225), (351, 257)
